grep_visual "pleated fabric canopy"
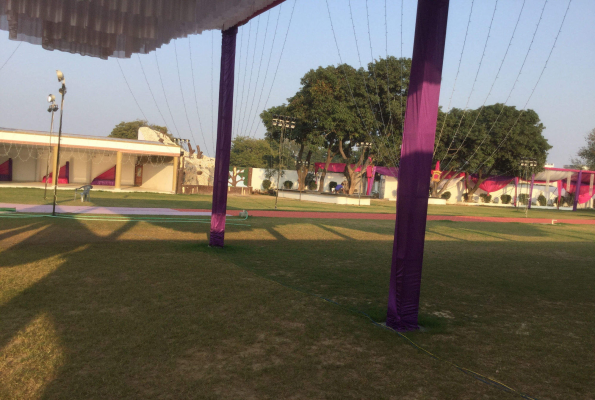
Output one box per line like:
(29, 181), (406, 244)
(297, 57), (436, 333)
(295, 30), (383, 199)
(0, 0), (284, 59)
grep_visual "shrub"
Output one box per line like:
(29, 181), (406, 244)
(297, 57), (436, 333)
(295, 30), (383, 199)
(308, 180), (317, 190)
(329, 181), (338, 191)
(537, 194), (547, 206)
(518, 193), (529, 206)
(305, 172), (315, 186)
(283, 180), (293, 189)
(501, 194), (512, 204)
(262, 179), (272, 190)
(440, 191), (451, 200)
(565, 193), (575, 206)
(479, 193), (492, 203)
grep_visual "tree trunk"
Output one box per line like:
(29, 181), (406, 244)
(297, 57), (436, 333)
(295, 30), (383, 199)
(433, 167), (454, 197)
(318, 147), (335, 193)
(339, 140), (371, 195)
(465, 166), (494, 201)
(296, 150), (312, 191)
(296, 143), (306, 191)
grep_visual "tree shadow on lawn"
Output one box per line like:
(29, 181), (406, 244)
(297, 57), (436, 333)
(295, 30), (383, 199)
(0, 217), (593, 399)
(2, 217), (521, 400)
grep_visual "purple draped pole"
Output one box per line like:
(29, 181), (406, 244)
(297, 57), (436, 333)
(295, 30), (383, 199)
(514, 177), (519, 207)
(528, 174), (535, 209)
(209, 26), (238, 247)
(386, 0), (450, 332)
(572, 170), (582, 211)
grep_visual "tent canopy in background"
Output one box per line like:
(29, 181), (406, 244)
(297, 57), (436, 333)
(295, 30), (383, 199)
(0, 0), (286, 59)
(469, 175), (514, 194)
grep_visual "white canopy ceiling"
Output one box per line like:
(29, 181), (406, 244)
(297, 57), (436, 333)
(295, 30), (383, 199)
(0, 0), (283, 59)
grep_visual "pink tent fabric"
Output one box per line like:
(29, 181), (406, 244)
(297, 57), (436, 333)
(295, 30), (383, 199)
(469, 175), (515, 194)
(563, 179), (594, 204)
(375, 166), (399, 177)
(0, 158), (12, 181)
(92, 165), (116, 186)
(314, 162), (364, 173)
(42, 162), (69, 184)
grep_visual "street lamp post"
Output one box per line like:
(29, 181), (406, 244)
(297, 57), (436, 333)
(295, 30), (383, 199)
(44, 94), (59, 200)
(519, 157), (537, 217)
(272, 114), (296, 209)
(52, 70), (67, 216)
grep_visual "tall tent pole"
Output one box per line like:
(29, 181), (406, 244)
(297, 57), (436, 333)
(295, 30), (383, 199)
(209, 26), (238, 247)
(386, 0), (450, 332)
(572, 170), (582, 211)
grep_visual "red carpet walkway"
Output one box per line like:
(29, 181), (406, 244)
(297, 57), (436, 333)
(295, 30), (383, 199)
(175, 209), (595, 225)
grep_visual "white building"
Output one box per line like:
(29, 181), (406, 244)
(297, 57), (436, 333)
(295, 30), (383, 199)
(0, 127), (183, 193)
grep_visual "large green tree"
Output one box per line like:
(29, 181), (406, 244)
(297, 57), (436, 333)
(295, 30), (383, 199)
(229, 136), (274, 168)
(574, 128), (595, 170)
(434, 104), (551, 199)
(109, 120), (169, 140)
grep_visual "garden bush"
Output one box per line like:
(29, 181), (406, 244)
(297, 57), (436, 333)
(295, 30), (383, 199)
(440, 191), (451, 200)
(500, 194), (512, 204)
(518, 194), (529, 206)
(537, 194), (547, 206)
(262, 179), (272, 190)
(308, 180), (317, 190)
(283, 180), (293, 189)
(479, 193), (492, 203)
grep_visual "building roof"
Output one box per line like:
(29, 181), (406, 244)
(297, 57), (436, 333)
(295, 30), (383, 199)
(0, 127), (182, 157)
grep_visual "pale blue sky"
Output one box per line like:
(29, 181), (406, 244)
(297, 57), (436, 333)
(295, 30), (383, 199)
(0, 0), (593, 166)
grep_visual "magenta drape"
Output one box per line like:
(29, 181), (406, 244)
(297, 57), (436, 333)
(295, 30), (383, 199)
(0, 158), (11, 181)
(386, 0), (450, 332)
(557, 180), (562, 208)
(563, 175), (593, 205)
(375, 166), (399, 178)
(42, 161), (69, 184)
(209, 26), (238, 247)
(469, 175), (514, 194)
(314, 162), (364, 173)
(91, 165), (116, 186)
(572, 171), (582, 210)
(366, 166), (376, 195)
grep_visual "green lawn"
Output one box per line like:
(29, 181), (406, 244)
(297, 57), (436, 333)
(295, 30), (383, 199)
(0, 215), (593, 399)
(2, 187), (594, 219)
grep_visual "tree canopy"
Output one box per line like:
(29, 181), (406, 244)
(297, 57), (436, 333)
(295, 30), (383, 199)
(575, 128), (595, 170)
(109, 120), (169, 140)
(229, 136), (274, 168)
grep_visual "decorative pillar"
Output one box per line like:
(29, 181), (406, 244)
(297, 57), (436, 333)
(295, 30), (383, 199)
(210, 26), (238, 247)
(51, 146), (59, 184)
(172, 156), (180, 193)
(589, 173), (594, 208)
(386, 0), (450, 332)
(572, 170), (582, 211)
(528, 174), (535, 209)
(115, 151), (123, 190)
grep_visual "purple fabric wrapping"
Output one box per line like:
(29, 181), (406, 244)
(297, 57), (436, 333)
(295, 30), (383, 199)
(386, 0), (450, 332)
(209, 26), (238, 247)
(528, 174), (535, 209)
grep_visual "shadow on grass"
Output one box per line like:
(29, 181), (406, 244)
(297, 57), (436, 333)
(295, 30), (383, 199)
(0, 216), (593, 399)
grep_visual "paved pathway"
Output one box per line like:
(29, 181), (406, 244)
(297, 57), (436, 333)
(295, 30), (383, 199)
(2, 203), (592, 225)
(0, 203), (212, 216)
(176, 209), (595, 225)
